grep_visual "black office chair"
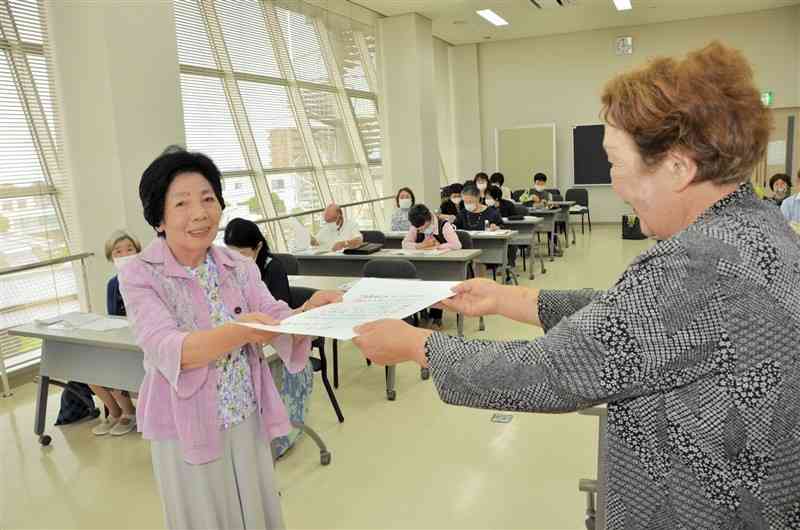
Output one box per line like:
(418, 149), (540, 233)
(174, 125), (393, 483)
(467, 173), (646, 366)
(546, 188), (562, 201)
(361, 230), (386, 245)
(566, 188), (591, 233)
(273, 253), (300, 275)
(288, 286), (344, 423)
(511, 189), (526, 202)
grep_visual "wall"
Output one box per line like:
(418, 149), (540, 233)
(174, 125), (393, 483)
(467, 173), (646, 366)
(476, 6), (800, 222)
(434, 37), (456, 185)
(48, 0), (184, 313)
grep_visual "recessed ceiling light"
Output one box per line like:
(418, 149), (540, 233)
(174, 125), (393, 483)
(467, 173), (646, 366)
(613, 0), (632, 10)
(476, 9), (509, 26)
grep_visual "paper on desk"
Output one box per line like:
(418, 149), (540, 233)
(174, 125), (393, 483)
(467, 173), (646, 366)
(466, 229), (512, 236)
(381, 248), (450, 257)
(235, 277), (459, 340)
(80, 318), (129, 331)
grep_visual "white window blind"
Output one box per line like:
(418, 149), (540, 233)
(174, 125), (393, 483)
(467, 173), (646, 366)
(1, 0), (81, 376)
(174, 0), (384, 250)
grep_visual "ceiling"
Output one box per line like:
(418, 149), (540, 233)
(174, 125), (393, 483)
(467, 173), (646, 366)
(351, 0), (800, 44)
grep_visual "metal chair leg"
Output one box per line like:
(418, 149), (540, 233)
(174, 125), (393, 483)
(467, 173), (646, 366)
(316, 343), (343, 423)
(333, 339), (339, 389)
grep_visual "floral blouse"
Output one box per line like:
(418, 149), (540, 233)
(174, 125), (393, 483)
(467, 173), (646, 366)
(186, 254), (257, 430)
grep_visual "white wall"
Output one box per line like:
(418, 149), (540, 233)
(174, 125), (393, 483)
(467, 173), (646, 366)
(48, 0), (184, 313)
(475, 6), (800, 222)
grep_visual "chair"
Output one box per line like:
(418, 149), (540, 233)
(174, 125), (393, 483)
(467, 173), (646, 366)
(566, 188), (591, 233)
(361, 230), (386, 245)
(547, 188), (563, 202)
(334, 258), (420, 401)
(288, 286), (344, 423)
(273, 253), (299, 275)
(511, 189), (527, 202)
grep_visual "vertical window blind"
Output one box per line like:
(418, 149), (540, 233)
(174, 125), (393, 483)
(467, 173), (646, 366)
(175, 0), (384, 248)
(1, 0), (81, 375)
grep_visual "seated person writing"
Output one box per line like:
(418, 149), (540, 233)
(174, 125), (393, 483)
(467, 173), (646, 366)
(455, 183), (503, 231)
(486, 185), (517, 218)
(520, 173), (552, 205)
(403, 204), (462, 251)
(311, 204), (363, 251)
(403, 204), (461, 329)
(438, 183), (463, 223)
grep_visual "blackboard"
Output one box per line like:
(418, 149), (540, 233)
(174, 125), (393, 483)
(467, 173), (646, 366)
(573, 124), (611, 185)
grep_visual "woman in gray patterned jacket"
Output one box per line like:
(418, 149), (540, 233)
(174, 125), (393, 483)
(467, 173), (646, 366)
(353, 42), (800, 529)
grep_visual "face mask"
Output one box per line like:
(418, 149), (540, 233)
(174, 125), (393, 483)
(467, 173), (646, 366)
(775, 189), (788, 198)
(477, 182), (487, 191)
(464, 203), (477, 212)
(113, 254), (137, 270)
(451, 197), (461, 205)
(485, 198), (496, 207)
(423, 225), (434, 236)
(399, 198), (412, 209)
(534, 185), (545, 192)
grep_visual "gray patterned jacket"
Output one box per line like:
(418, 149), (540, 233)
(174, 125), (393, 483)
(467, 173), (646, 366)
(425, 184), (800, 529)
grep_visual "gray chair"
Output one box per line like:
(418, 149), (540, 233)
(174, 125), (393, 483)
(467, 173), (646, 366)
(361, 230), (386, 245)
(566, 188), (591, 233)
(337, 258), (422, 401)
(288, 286), (344, 424)
(513, 204), (547, 275)
(273, 253), (299, 275)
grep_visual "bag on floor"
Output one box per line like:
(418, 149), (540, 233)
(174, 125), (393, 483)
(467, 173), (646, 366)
(621, 215), (647, 240)
(55, 382), (97, 425)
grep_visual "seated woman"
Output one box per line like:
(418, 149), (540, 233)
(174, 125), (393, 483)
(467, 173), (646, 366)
(490, 172), (512, 202)
(486, 185), (517, 218)
(456, 182), (503, 231)
(223, 217), (310, 458)
(390, 187), (415, 231)
(767, 173), (791, 207)
(403, 204), (461, 328)
(438, 183), (463, 223)
(474, 172), (490, 204)
(89, 230), (141, 437)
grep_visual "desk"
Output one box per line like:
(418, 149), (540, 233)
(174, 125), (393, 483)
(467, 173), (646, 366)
(501, 217), (546, 279)
(526, 208), (560, 260)
(9, 319), (332, 465)
(293, 249), (481, 337)
(382, 231), (519, 285)
(577, 406), (608, 530)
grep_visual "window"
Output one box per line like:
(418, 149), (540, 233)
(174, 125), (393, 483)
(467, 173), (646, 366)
(1, 0), (80, 374)
(175, 0), (385, 249)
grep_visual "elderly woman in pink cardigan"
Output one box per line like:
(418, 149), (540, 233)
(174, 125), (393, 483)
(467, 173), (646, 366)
(119, 149), (340, 529)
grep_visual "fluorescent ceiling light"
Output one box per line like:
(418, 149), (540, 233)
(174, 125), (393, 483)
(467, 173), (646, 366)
(476, 9), (509, 26)
(613, 0), (632, 10)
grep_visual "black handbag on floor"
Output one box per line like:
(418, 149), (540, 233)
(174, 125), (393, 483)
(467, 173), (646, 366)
(621, 215), (647, 240)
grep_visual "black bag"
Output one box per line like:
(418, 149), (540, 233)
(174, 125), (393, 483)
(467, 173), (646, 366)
(506, 215), (525, 221)
(343, 242), (382, 255)
(621, 215), (647, 240)
(55, 382), (99, 425)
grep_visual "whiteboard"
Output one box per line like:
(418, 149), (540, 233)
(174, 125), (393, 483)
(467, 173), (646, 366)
(495, 124), (557, 192)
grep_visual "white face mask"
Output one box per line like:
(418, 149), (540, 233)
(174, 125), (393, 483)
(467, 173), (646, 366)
(451, 197), (461, 205)
(399, 198), (412, 209)
(485, 198), (496, 207)
(113, 254), (137, 270)
(477, 182), (487, 191)
(464, 203), (477, 213)
(534, 184), (545, 192)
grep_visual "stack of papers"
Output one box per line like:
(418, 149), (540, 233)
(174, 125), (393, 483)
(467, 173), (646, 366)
(236, 277), (459, 340)
(38, 312), (129, 331)
(570, 205), (588, 213)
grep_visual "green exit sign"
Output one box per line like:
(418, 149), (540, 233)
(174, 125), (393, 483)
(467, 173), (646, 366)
(761, 91), (774, 107)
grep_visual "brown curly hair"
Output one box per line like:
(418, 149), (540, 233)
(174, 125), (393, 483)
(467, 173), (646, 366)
(601, 41), (772, 185)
